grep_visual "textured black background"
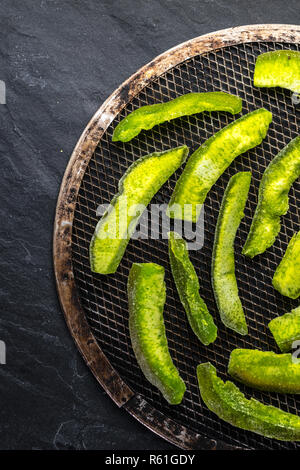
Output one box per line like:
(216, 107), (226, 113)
(1, 0), (300, 450)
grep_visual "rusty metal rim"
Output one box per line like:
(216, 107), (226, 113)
(53, 24), (300, 450)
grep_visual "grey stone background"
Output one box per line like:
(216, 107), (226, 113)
(1, 0), (299, 450)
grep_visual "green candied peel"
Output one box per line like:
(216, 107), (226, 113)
(168, 231), (217, 345)
(90, 146), (188, 274)
(254, 50), (300, 93)
(167, 109), (272, 223)
(197, 362), (300, 441)
(112, 92), (242, 142)
(269, 306), (300, 353)
(228, 349), (300, 394)
(128, 263), (186, 405)
(211, 172), (251, 335)
(243, 136), (300, 258)
(273, 231), (300, 299)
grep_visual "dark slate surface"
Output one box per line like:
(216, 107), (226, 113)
(1, 0), (300, 450)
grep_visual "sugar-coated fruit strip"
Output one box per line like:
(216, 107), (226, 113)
(112, 92), (242, 142)
(212, 172), (251, 335)
(229, 349), (300, 394)
(168, 231), (217, 345)
(269, 306), (300, 353)
(90, 146), (188, 274)
(128, 262), (186, 404)
(167, 109), (271, 223)
(254, 50), (300, 94)
(243, 136), (300, 258)
(197, 362), (300, 441)
(273, 231), (300, 299)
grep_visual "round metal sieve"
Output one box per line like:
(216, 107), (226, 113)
(54, 25), (300, 450)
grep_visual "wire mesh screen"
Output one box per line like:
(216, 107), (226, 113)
(71, 41), (300, 450)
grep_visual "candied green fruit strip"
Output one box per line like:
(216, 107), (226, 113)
(212, 172), (251, 335)
(243, 136), (300, 258)
(273, 232), (300, 299)
(112, 92), (242, 142)
(254, 50), (300, 93)
(128, 263), (186, 405)
(167, 109), (272, 223)
(228, 349), (300, 394)
(168, 231), (217, 345)
(89, 146), (188, 274)
(269, 306), (300, 353)
(197, 362), (300, 441)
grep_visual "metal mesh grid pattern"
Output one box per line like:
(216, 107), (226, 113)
(72, 41), (300, 450)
